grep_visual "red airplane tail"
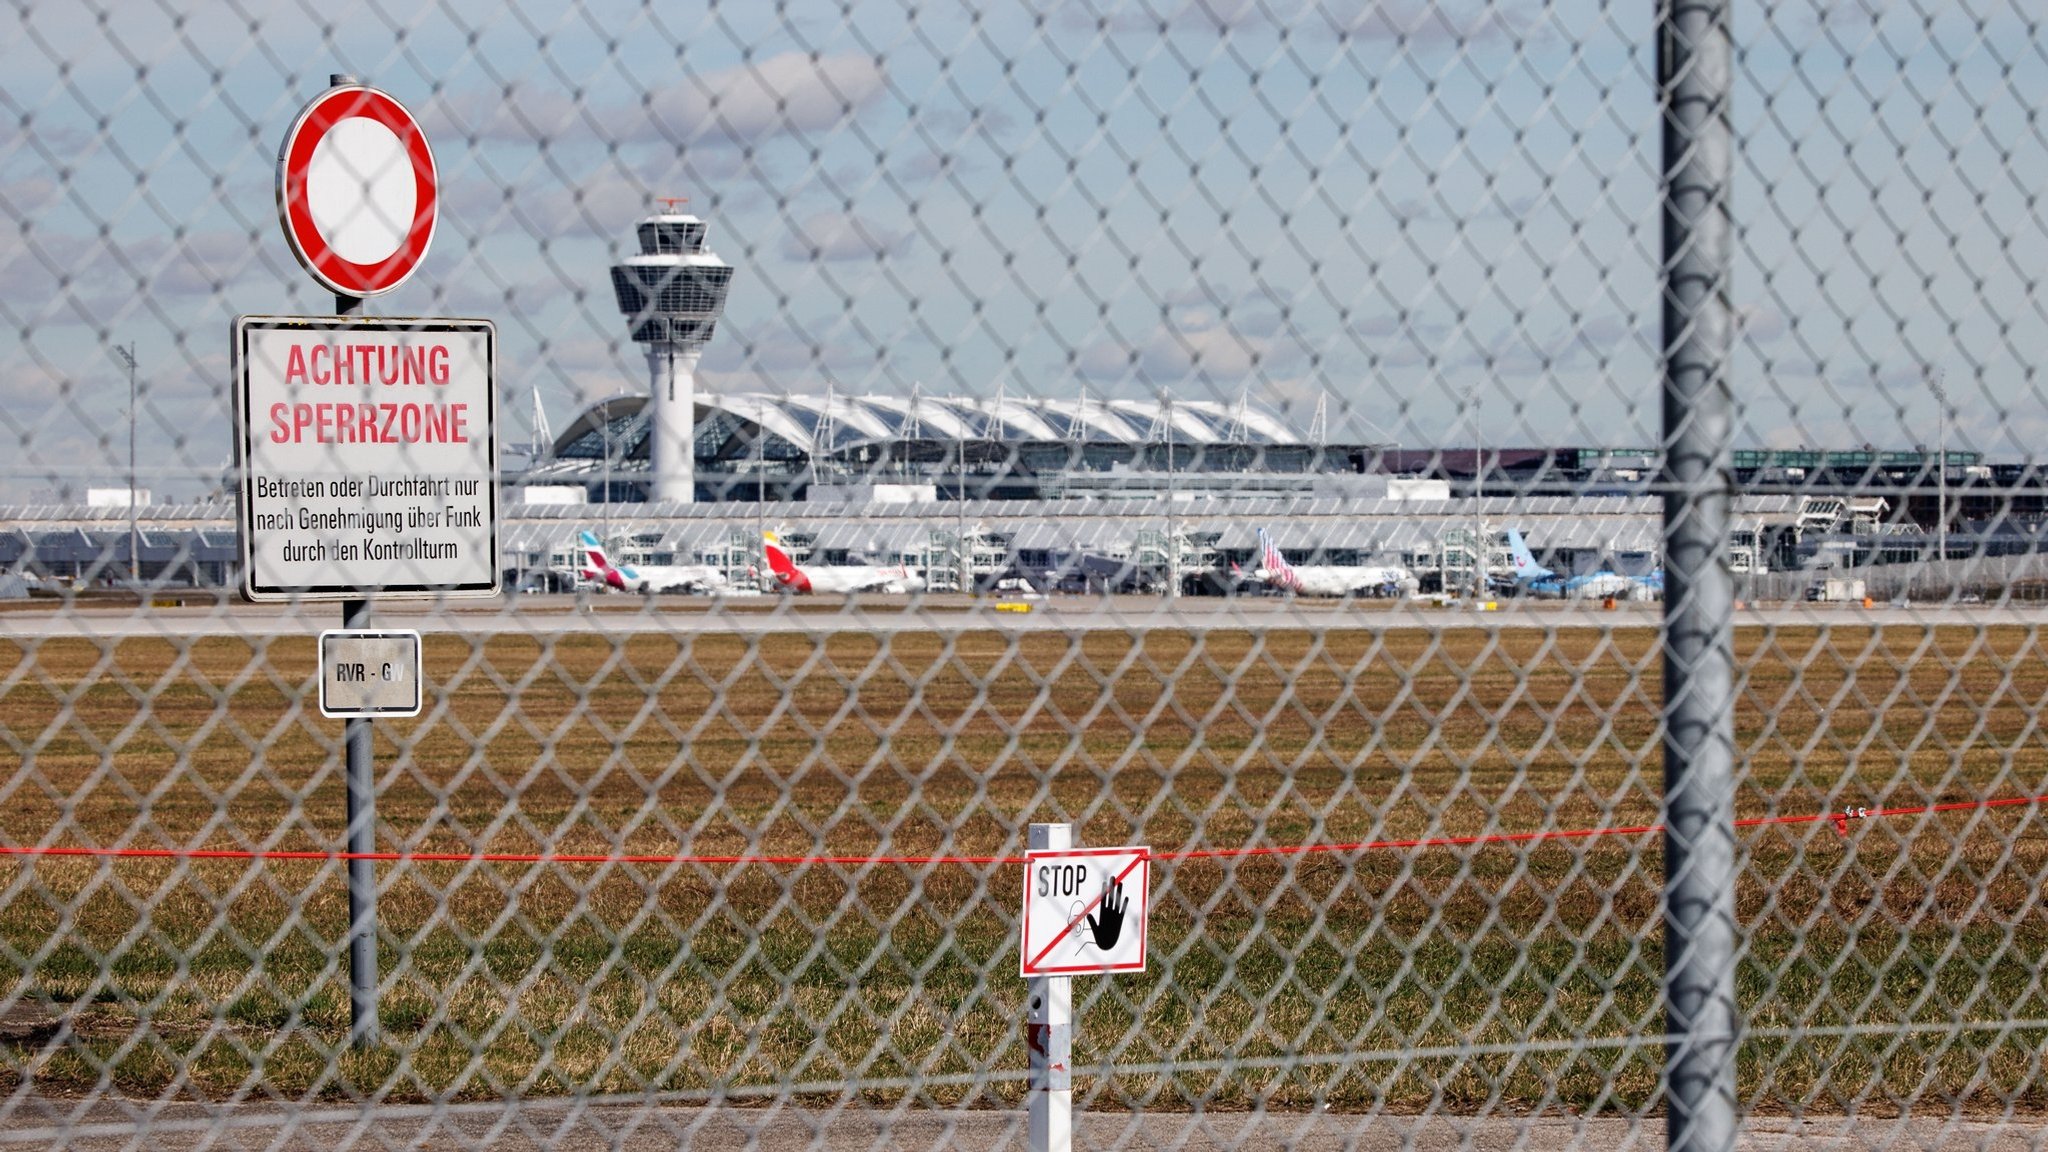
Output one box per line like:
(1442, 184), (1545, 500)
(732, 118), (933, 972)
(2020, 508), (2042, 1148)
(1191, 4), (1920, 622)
(763, 533), (800, 580)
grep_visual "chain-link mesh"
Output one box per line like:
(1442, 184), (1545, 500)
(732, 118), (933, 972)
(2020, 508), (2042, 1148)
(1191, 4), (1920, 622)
(2, 1), (2046, 1148)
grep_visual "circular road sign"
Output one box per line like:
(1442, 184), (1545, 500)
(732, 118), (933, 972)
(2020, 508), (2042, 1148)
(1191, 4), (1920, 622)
(276, 84), (438, 297)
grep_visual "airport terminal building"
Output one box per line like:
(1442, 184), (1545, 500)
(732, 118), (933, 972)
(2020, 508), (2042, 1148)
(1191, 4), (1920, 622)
(0, 386), (2028, 597)
(3, 208), (2036, 597)
(0, 377), (2031, 596)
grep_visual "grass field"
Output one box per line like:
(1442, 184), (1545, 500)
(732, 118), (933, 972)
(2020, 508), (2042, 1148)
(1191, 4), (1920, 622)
(0, 623), (2045, 1113)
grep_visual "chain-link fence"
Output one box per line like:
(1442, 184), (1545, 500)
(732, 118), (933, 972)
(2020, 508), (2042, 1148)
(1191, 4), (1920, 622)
(2, 1), (2046, 1148)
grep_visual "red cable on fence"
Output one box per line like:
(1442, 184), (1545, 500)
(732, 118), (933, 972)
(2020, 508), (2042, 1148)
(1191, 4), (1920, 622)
(0, 793), (2037, 868)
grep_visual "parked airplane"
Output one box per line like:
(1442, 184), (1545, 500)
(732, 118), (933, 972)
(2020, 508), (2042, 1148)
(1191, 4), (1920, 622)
(762, 532), (926, 594)
(579, 532), (728, 594)
(1251, 528), (1417, 598)
(1505, 528), (1656, 600)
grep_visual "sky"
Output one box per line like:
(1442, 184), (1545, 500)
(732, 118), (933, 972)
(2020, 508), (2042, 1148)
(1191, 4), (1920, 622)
(0, 0), (2041, 499)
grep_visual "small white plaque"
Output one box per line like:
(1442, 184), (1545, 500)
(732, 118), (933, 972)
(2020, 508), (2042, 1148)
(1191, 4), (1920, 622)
(319, 629), (422, 718)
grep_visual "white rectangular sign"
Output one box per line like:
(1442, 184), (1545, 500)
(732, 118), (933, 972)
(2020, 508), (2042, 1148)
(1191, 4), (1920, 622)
(1021, 846), (1149, 977)
(319, 629), (422, 718)
(232, 316), (499, 601)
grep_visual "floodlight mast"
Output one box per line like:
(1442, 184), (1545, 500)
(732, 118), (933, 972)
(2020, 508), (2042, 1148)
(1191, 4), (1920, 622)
(1468, 385), (1485, 599)
(1928, 369), (1948, 597)
(609, 200), (735, 504)
(1163, 392), (1178, 600)
(110, 342), (139, 587)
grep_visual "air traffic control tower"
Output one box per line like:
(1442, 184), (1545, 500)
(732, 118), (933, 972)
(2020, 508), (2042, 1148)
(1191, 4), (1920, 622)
(609, 205), (734, 503)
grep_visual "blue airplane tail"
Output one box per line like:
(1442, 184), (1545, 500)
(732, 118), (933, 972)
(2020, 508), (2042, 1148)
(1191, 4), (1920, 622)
(1505, 528), (1554, 581)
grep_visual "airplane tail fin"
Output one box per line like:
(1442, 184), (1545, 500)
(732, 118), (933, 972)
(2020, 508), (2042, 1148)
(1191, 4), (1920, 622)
(580, 531), (615, 575)
(1255, 527), (1302, 590)
(579, 531), (641, 590)
(1505, 528), (1549, 579)
(762, 532), (799, 580)
(1257, 528), (1292, 576)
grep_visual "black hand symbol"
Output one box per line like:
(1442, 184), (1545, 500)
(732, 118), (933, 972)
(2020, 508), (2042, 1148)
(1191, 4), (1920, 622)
(1086, 876), (1126, 950)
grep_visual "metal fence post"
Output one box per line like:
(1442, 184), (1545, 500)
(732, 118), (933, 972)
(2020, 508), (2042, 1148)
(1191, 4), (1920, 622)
(1027, 822), (1073, 1152)
(341, 597), (378, 1048)
(1660, 3), (1738, 1151)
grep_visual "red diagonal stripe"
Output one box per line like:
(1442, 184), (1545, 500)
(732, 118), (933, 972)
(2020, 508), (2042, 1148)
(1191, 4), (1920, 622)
(1027, 853), (1148, 972)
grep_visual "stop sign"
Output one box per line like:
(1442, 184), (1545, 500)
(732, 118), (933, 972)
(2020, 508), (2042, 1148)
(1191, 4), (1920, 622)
(275, 84), (439, 297)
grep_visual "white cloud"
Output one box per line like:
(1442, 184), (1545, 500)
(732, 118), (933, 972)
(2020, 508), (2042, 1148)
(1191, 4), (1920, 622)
(440, 149), (766, 241)
(433, 273), (568, 317)
(152, 229), (270, 298)
(894, 149), (969, 184)
(422, 85), (583, 145)
(0, 227), (281, 334)
(1065, 0), (1535, 46)
(778, 211), (910, 263)
(440, 174), (653, 241)
(636, 52), (888, 146)
(1737, 305), (1788, 346)
(0, 175), (62, 216)
(1356, 313), (1408, 339)
(421, 52), (886, 153)
(1074, 309), (1298, 389)
(701, 324), (880, 384)
(1802, 0), (1891, 34)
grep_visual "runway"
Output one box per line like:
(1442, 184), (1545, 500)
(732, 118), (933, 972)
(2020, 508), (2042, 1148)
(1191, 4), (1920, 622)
(4, 594), (2044, 639)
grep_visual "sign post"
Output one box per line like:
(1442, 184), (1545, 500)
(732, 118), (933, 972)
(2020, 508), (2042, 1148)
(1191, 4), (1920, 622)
(340, 596), (375, 1048)
(1020, 827), (1151, 1152)
(241, 73), (490, 1048)
(1026, 824), (1073, 1152)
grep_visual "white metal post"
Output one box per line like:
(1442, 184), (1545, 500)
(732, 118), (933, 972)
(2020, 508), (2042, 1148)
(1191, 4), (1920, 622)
(1027, 821), (1073, 1152)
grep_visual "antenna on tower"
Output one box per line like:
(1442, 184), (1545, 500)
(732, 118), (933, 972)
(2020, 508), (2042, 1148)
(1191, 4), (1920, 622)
(656, 196), (690, 212)
(1309, 391), (1329, 449)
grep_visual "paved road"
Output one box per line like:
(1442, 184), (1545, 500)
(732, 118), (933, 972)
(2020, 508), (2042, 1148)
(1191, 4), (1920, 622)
(6, 595), (2044, 639)
(0, 1100), (2037, 1151)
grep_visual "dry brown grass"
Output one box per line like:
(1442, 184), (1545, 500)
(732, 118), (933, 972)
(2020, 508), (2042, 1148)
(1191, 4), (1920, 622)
(1, 624), (2045, 1112)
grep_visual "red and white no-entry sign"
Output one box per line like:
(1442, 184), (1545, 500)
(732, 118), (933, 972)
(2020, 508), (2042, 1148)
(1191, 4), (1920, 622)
(276, 84), (438, 297)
